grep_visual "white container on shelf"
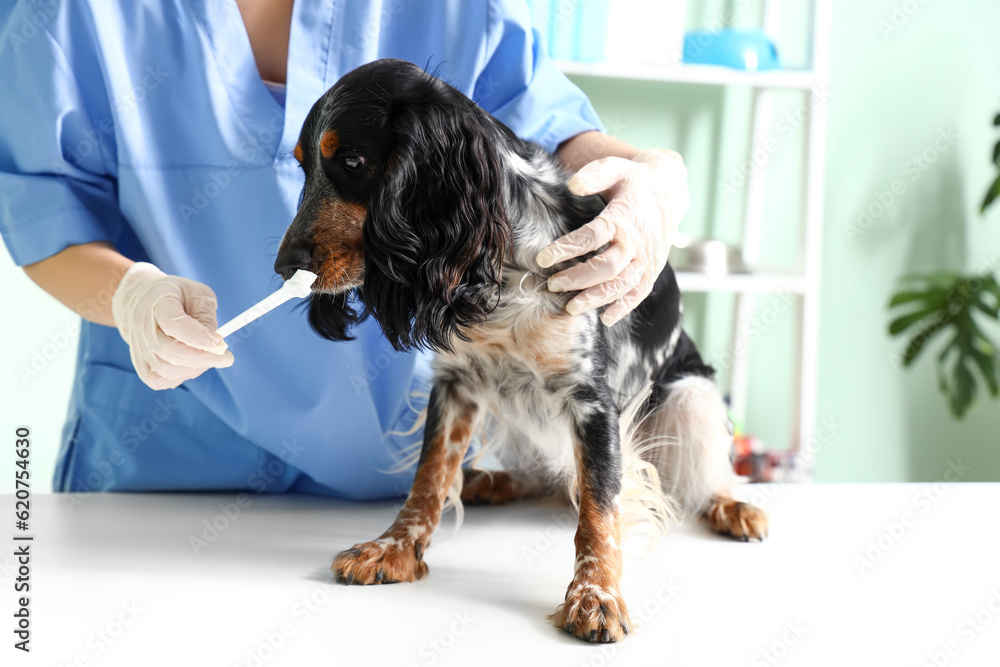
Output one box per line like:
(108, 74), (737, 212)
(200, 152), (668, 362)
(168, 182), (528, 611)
(605, 0), (686, 68)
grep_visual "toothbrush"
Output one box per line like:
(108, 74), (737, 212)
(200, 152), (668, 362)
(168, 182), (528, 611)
(215, 269), (317, 338)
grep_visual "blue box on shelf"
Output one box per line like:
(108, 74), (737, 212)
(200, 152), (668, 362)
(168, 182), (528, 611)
(573, 0), (609, 63)
(526, 0), (608, 63)
(683, 28), (781, 71)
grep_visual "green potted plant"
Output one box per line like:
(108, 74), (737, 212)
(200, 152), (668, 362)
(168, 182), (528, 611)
(887, 113), (1000, 418)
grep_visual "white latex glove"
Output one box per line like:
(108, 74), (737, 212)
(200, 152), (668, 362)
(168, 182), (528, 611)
(536, 148), (690, 326)
(111, 262), (234, 390)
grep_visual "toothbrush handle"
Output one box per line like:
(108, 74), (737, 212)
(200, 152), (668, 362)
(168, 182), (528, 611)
(216, 289), (295, 338)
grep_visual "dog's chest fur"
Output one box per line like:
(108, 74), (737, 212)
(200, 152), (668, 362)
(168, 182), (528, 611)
(432, 269), (601, 475)
(425, 144), (649, 477)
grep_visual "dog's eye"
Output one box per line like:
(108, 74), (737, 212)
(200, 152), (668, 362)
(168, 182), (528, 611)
(343, 154), (364, 171)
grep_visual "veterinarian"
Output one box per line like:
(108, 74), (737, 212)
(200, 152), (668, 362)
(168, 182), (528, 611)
(0, 0), (689, 498)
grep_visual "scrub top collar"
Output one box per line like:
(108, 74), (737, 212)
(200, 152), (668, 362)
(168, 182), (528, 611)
(263, 79), (287, 107)
(185, 0), (336, 161)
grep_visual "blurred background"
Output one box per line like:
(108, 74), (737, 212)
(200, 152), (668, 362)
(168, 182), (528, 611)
(2, 0), (999, 492)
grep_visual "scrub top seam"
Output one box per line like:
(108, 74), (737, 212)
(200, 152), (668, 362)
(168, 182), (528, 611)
(117, 161), (295, 171)
(0, 203), (101, 234)
(470, 0), (493, 108)
(81, 381), (252, 439)
(485, 0), (498, 58)
(320, 1), (336, 90)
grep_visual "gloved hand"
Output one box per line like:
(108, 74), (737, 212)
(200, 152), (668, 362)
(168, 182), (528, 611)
(111, 262), (234, 390)
(536, 148), (690, 326)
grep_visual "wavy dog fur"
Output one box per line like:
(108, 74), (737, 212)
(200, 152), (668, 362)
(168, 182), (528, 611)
(275, 58), (768, 644)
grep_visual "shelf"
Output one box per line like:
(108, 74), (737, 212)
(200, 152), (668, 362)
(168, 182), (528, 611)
(556, 60), (818, 90)
(675, 271), (809, 294)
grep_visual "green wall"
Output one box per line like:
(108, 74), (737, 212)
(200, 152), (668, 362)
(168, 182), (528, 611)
(566, 0), (1000, 481)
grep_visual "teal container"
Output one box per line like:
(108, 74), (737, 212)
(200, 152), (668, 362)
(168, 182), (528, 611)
(526, 0), (608, 63)
(573, 0), (609, 62)
(683, 29), (781, 71)
(548, 0), (577, 60)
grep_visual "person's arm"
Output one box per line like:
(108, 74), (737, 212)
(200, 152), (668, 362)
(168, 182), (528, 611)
(468, 1), (689, 325)
(555, 130), (638, 172)
(22, 241), (134, 328)
(1, 3), (231, 390)
(544, 132), (691, 326)
(22, 241), (233, 389)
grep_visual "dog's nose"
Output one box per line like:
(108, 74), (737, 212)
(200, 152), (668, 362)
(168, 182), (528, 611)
(274, 245), (314, 280)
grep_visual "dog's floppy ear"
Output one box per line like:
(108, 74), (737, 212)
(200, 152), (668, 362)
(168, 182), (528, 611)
(363, 91), (511, 352)
(306, 291), (368, 342)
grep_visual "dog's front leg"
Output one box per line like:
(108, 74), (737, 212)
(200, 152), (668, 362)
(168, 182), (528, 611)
(550, 385), (631, 643)
(332, 379), (478, 585)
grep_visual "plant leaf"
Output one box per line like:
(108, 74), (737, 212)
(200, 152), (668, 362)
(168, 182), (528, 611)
(951, 360), (976, 418)
(973, 292), (1000, 319)
(888, 286), (948, 309)
(889, 290), (931, 308)
(938, 331), (961, 364)
(982, 174), (1000, 213)
(889, 307), (942, 336)
(980, 276), (1000, 312)
(889, 267), (1000, 418)
(969, 345), (1000, 396)
(895, 270), (962, 286)
(902, 316), (950, 366)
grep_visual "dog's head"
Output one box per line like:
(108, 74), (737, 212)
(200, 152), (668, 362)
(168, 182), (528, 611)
(274, 58), (511, 351)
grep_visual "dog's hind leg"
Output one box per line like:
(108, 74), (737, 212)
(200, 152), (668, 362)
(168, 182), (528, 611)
(332, 378), (479, 584)
(459, 469), (552, 505)
(639, 374), (768, 541)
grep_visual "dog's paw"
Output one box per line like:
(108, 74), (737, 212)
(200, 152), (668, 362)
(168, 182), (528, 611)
(331, 537), (428, 585)
(705, 497), (769, 541)
(549, 583), (631, 643)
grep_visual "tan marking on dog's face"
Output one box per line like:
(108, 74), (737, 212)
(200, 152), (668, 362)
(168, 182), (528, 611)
(320, 131), (340, 158)
(293, 142), (303, 163)
(310, 200), (367, 292)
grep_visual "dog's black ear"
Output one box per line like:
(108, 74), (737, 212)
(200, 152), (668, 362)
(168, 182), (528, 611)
(363, 88), (510, 352)
(307, 291), (368, 341)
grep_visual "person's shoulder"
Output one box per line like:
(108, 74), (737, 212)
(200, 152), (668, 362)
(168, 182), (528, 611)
(1, 0), (196, 62)
(1, 0), (192, 36)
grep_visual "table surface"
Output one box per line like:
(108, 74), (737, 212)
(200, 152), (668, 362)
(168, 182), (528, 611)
(4, 484), (1000, 666)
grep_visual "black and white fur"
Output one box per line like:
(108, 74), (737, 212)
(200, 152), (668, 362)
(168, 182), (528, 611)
(275, 58), (766, 644)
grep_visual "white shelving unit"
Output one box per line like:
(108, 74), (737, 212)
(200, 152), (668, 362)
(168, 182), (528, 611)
(556, 61), (819, 91)
(674, 271), (809, 295)
(557, 0), (831, 456)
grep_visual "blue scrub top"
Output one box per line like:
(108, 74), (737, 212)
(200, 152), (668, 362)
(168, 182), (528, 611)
(0, 0), (602, 500)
